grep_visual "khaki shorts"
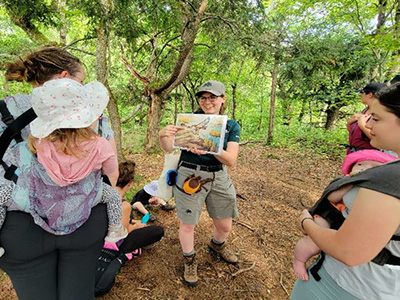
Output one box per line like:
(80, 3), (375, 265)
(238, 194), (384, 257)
(173, 164), (238, 225)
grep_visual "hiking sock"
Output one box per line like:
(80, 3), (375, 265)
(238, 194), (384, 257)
(211, 238), (225, 246)
(183, 250), (196, 257)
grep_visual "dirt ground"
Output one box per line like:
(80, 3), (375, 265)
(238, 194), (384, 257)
(0, 143), (343, 300)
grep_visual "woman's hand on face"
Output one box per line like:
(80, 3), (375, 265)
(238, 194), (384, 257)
(297, 209), (313, 234)
(188, 147), (207, 155)
(347, 113), (362, 125)
(357, 114), (371, 126)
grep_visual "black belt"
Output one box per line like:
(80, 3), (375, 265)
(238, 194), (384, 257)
(180, 161), (223, 172)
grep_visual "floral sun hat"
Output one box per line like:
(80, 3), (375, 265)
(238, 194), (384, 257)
(30, 78), (109, 138)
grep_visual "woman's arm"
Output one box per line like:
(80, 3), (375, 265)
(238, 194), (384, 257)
(108, 137), (118, 156)
(213, 142), (239, 167)
(106, 169), (118, 187)
(299, 188), (400, 266)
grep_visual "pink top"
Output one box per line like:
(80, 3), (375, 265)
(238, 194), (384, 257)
(35, 136), (117, 186)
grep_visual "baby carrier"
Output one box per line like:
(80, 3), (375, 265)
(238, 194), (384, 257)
(0, 99), (104, 183)
(0, 100), (36, 183)
(308, 159), (400, 281)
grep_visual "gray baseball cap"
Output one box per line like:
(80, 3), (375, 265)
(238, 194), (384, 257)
(195, 80), (225, 97)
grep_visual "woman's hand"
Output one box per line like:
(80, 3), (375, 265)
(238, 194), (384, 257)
(297, 209), (313, 234)
(347, 113), (362, 130)
(188, 147), (207, 155)
(159, 125), (184, 152)
(159, 125), (184, 138)
(357, 114), (372, 139)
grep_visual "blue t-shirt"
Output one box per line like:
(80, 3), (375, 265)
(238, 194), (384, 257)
(180, 119), (240, 165)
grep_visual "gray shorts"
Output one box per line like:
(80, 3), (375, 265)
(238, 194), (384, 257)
(173, 164), (238, 225)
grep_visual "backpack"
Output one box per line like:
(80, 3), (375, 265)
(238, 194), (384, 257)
(94, 247), (128, 297)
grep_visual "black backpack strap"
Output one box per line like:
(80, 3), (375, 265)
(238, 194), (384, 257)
(98, 115), (103, 137)
(0, 100), (23, 143)
(0, 108), (37, 183)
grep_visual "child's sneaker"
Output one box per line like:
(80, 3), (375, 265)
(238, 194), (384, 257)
(105, 224), (128, 243)
(149, 214), (157, 222)
(161, 203), (176, 211)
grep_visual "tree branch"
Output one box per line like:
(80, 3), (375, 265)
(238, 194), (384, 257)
(120, 55), (150, 85)
(156, 0), (208, 94)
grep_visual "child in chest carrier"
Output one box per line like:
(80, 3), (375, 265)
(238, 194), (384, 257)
(0, 78), (127, 257)
(293, 149), (398, 281)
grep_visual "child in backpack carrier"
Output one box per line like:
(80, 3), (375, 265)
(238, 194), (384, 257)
(293, 149), (398, 281)
(0, 78), (128, 257)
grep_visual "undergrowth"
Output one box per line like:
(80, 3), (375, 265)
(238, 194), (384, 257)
(122, 122), (347, 160)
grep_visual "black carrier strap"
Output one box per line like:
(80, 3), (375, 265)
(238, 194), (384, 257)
(308, 161), (400, 281)
(0, 100), (23, 143)
(0, 106), (37, 183)
(310, 232), (400, 282)
(98, 115), (103, 137)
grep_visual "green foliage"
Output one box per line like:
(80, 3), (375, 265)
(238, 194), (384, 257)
(270, 122), (347, 158)
(1, 0), (58, 25)
(122, 124), (147, 154)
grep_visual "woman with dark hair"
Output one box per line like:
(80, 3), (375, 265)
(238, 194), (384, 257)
(159, 80), (240, 286)
(346, 82), (386, 154)
(0, 47), (116, 300)
(291, 83), (400, 299)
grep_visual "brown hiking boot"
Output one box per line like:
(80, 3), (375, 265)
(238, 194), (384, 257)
(208, 240), (238, 264)
(183, 254), (198, 287)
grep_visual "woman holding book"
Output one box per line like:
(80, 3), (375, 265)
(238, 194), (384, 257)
(159, 80), (240, 286)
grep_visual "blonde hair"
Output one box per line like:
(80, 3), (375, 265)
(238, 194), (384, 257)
(5, 47), (82, 86)
(29, 127), (97, 157)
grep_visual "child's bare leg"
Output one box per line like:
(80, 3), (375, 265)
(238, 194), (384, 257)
(122, 201), (131, 230)
(293, 217), (330, 281)
(294, 236), (320, 281)
(132, 202), (149, 215)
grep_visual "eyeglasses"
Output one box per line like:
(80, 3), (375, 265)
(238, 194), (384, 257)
(199, 95), (219, 103)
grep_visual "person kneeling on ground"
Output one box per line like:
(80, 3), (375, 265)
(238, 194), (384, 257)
(131, 180), (176, 222)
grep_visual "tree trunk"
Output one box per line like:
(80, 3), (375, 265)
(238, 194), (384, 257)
(5, 7), (50, 44)
(324, 104), (342, 130)
(258, 93), (264, 131)
(267, 56), (279, 144)
(231, 83), (237, 120)
(390, 0), (400, 76)
(96, 0), (123, 161)
(298, 99), (307, 123)
(145, 92), (164, 152)
(58, 0), (67, 44)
